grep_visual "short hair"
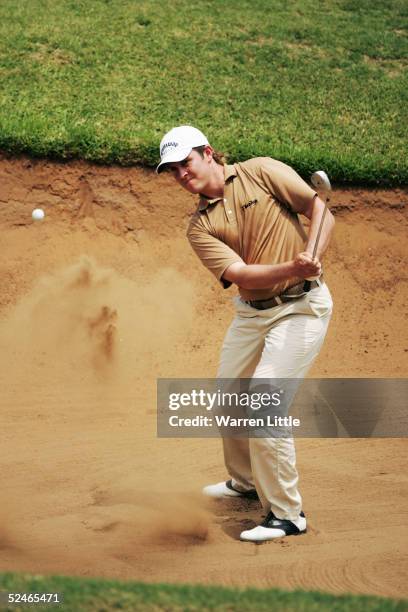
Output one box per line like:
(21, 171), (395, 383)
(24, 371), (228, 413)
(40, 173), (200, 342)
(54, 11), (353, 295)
(193, 145), (226, 166)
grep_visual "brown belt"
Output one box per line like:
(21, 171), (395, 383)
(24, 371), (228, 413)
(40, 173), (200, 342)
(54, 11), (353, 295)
(245, 279), (321, 311)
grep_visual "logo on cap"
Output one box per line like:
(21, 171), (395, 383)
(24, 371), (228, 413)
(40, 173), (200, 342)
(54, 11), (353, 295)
(160, 141), (179, 156)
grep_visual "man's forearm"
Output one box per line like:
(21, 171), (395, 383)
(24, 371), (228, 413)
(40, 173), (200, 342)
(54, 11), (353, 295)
(228, 261), (296, 290)
(223, 254), (321, 290)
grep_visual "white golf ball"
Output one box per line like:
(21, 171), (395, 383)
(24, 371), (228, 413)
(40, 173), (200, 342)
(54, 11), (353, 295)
(32, 208), (45, 221)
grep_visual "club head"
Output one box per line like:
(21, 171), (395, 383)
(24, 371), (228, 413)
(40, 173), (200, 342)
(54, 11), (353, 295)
(311, 170), (331, 193)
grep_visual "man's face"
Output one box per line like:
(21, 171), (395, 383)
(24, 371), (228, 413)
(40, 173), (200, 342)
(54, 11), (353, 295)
(167, 148), (213, 195)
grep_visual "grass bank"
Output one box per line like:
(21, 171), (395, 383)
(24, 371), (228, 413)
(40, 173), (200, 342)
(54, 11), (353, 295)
(0, 572), (407, 611)
(0, 0), (407, 184)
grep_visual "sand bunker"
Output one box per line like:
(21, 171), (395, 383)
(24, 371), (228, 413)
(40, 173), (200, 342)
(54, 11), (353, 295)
(0, 154), (407, 598)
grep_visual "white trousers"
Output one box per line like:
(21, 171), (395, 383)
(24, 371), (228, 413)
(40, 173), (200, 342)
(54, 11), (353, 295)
(217, 282), (333, 520)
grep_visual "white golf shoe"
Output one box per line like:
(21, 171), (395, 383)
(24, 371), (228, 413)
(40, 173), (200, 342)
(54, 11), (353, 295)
(240, 511), (306, 542)
(202, 480), (259, 500)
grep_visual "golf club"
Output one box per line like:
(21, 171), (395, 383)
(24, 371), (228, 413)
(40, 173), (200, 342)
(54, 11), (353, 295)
(304, 170), (331, 291)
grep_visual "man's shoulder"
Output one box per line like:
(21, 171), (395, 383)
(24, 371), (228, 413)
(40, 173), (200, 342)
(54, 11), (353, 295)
(186, 207), (206, 236)
(237, 157), (290, 173)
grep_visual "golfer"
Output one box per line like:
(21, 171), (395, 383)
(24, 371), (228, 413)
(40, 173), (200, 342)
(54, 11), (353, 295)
(157, 126), (334, 542)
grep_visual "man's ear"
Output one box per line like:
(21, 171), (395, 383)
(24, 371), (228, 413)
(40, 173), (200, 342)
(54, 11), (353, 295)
(203, 145), (214, 162)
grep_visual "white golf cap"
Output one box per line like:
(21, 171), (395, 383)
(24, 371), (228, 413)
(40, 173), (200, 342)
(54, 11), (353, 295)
(156, 125), (209, 173)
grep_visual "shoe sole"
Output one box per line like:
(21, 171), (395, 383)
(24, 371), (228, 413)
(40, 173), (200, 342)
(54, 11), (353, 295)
(240, 528), (307, 542)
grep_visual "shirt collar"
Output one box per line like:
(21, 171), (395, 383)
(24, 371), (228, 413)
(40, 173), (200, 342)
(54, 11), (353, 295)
(198, 164), (237, 211)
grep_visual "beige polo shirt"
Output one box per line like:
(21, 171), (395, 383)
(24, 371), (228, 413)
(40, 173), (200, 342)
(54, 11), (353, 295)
(187, 157), (317, 301)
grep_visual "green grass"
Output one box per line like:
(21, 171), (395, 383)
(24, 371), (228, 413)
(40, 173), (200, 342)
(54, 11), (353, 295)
(0, 572), (407, 612)
(0, 0), (407, 184)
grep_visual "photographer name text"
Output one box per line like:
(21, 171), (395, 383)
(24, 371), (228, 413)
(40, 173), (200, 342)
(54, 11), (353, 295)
(168, 415), (300, 428)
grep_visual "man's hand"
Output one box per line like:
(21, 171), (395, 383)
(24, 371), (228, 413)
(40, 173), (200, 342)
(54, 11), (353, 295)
(292, 252), (322, 279)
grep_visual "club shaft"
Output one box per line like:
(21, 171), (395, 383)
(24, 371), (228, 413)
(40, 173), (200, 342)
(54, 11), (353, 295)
(312, 199), (329, 259)
(303, 195), (329, 292)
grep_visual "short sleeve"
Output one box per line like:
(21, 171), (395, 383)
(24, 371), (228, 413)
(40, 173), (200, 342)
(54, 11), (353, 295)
(257, 158), (316, 213)
(187, 215), (244, 288)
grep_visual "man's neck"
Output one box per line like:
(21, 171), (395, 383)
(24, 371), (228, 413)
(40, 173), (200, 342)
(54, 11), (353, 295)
(201, 162), (225, 199)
